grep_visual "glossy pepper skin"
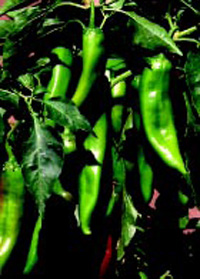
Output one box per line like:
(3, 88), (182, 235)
(0, 142), (24, 271)
(111, 81), (126, 135)
(72, 27), (105, 107)
(23, 215), (42, 274)
(79, 113), (108, 235)
(139, 53), (187, 175)
(44, 46), (73, 101)
(44, 46), (76, 155)
(134, 102), (153, 204)
(99, 234), (113, 278)
(137, 145), (153, 204)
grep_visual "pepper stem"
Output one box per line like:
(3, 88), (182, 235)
(89, 0), (95, 28)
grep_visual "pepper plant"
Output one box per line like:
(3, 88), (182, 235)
(0, 0), (200, 278)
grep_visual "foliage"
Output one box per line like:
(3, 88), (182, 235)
(0, 0), (200, 278)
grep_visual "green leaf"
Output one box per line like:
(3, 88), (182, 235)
(107, 0), (127, 10)
(185, 51), (200, 117)
(18, 73), (35, 91)
(2, 7), (46, 75)
(178, 215), (189, 229)
(125, 10), (182, 55)
(21, 116), (63, 214)
(35, 57), (51, 68)
(0, 20), (14, 39)
(44, 99), (91, 132)
(106, 146), (125, 217)
(138, 271), (148, 279)
(0, 0), (35, 13)
(106, 58), (127, 72)
(117, 191), (139, 261)
(183, 92), (196, 127)
(42, 17), (65, 28)
(0, 89), (19, 108)
(112, 146), (126, 191)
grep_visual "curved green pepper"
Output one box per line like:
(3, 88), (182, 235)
(134, 103), (153, 205)
(44, 46), (76, 155)
(0, 141), (24, 271)
(23, 215), (42, 274)
(44, 46), (73, 101)
(72, 3), (105, 107)
(79, 113), (108, 235)
(139, 53), (187, 175)
(137, 144), (153, 204)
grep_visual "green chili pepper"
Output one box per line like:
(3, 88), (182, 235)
(44, 46), (73, 101)
(24, 179), (73, 274)
(79, 113), (108, 235)
(0, 140), (24, 271)
(134, 106), (153, 204)
(61, 127), (76, 155)
(71, 1), (105, 107)
(111, 80), (126, 135)
(137, 145), (153, 204)
(139, 53), (187, 175)
(44, 46), (76, 155)
(23, 215), (42, 274)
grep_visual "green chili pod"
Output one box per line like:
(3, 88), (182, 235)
(137, 145), (153, 204)
(44, 46), (73, 101)
(72, 28), (105, 107)
(79, 113), (108, 235)
(23, 215), (42, 274)
(139, 53), (187, 175)
(111, 81), (126, 135)
(44, 46), (76, 155)
(0, 142), (24, 271)
(133, 108), (154, 204)
(72, 0), (105, 108)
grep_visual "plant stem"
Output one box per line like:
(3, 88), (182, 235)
(19, 93), (36, 118)
(173, 25), (198, 39)
(55, 1), (88, 10)
(100, 13), (109, 29)
(165, 13), (178, 37)
(111, 70), (132, 87)
(180, 0), (200, 15)
(174, 37), (200, 46)
(165, 13), (175, 30)
(89, 0), (95, 28)
(160, 270), (173, 279)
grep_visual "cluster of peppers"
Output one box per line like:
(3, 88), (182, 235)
(0, 1), (188, 276)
